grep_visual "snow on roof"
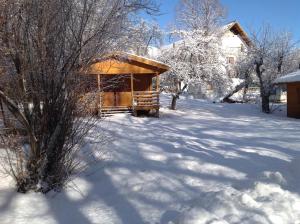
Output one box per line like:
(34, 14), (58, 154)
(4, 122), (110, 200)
(121, 52), (170, 69)
(90, 51), (170, 75)
(223, 21), (251, 46)
(274, 70), (300, 84)
(160, 21), (250, 51)
(94, 51), (169, 68)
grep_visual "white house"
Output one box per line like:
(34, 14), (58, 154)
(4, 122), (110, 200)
(150, 21), (251, 99)
(222, 22), (251, 62)
(221, 21), (251, 77)
(149, 21), (251, 73)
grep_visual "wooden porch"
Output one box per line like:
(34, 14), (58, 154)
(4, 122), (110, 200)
(83, 52), (169, 117)
(96, 72), (160, 116)
(99, 91), (160, 116)
(133, 91), (160, 110)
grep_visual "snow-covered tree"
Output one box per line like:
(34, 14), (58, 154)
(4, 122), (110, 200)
(160, 0), (229, 109)
(160, 29), (229, 109)
(221, 55), (255, 103)
(249, 26), (297, 113)
(118, 19), (163, 56)
(289, 48), (300, 71)
(176, 0), (226, 31)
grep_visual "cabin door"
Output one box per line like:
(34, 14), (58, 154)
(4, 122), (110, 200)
(114, 75), (132, 108)
(115, 92), (132, 107)
(101, 75), (132, 108)
(102, 92), (132, 108)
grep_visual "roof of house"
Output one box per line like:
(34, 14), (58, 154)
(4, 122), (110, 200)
(84, 52), (170, 75)
(274, 70), (300, 84)
(161, 21), (251, 51)
(224, 21), (251, 46)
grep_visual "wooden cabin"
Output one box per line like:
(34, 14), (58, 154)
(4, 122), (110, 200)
(83, 52), (169, 117)
(274, 70), (300, 118)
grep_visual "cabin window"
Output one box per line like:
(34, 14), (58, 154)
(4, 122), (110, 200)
(226, 57), (235, 64)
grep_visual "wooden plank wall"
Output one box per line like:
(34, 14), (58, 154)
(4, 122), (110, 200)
(287, 83), (300, 118)
(101, 74), (153, 108)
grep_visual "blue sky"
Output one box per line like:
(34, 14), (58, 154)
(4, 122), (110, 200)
(151, 0), (300, 43)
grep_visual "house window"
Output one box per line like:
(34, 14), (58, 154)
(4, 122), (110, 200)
(227, 57), (235, 64)
(227, 69), (237, 78)
(241, 44), (245, 52)
(207, 83), (213, 91)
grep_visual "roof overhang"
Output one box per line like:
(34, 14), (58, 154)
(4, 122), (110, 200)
(226, 22), (251, 47)
(83, 52), (170, 75)
(274, 70), (300, 84)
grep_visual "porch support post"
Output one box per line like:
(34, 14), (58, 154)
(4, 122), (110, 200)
(156, 72), (160, 92)
(131, 74), (135, 113)
(97, 74), (101, 116)
(155, 72), (160, 118)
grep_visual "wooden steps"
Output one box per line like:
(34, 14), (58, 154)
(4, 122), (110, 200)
(100, 106), (132, 117)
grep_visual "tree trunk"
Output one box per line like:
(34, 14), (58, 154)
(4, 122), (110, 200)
(170, 84), (188, 110)
(171, 95), (177, 110)
(255, 61), (271, 114)
(221, 82), (246, 103)
(242, 83), (249, 102)
(261, 94), (270, 113)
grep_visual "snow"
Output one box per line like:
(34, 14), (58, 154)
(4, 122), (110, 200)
(178, 183), (300, 224)
(146, 46), (161, 59)
(274, 70), (300, 84)
(121, 51), (169, 67)
(161, 21), (248, 52)
(1, 95), (300, 224)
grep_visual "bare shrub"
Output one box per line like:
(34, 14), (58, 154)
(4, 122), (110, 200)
(0, 0), (158, 193)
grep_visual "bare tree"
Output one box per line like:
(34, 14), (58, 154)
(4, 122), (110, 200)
(176, 0), (226, 31)
(125, 20), (163, 56)
(286, 46), (300, 72)
(0, 0), (158, 193)
(249, 25), (296, 113)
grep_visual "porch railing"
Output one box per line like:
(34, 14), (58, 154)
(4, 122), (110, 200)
(133, 91), (159, 109)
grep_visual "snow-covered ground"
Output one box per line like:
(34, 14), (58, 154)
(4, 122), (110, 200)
(1, 95), (300, 224)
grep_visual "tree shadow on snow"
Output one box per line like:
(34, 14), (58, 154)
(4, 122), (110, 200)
(82, 104), (300, 222)
(2, 100), (298, 224)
